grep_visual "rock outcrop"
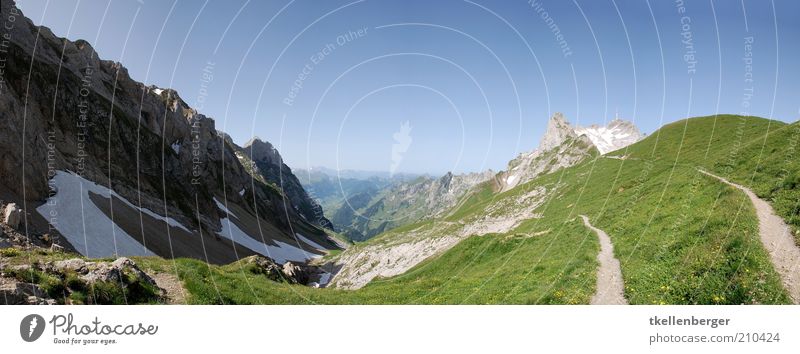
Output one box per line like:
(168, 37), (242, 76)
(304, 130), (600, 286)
(498, 113), (641, 191)
(281, 261), (310, 285)
(537, 113), (577, 152)
(244, 255), (328, 286)
(78, 257), (157, 285)
(238, 138), (333, 229)
(0, 277), (54, 305)
(498, 113), (596, 191)
(247, 255), (289, 282)
(1, 254), (164, 304)
(2, 203), (23, 229)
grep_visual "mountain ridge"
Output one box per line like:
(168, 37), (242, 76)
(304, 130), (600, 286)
(498, 112), (641, 191)
(301, 112), (643, 242)
(0, 0), (336, 267)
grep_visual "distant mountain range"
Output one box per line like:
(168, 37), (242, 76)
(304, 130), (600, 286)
(328, 112), (644, 288)
(298, 166), (427, 181)
(301, 113), (643, 242)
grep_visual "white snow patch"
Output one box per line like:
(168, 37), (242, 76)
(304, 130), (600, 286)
(239, 188), (245, 196)
(574, 123), (641, 155)
(36, 171), (156, 258)
(171, 142), (181, 154)
(217, 218), (320, 263)
(505, 175), (517, 185)
(318, 272), (331, 286)
(152, 88), (164, 95)
(295, 233), (327, 251)
(132, 204), (191, 233)
(214, 197), (237, 218)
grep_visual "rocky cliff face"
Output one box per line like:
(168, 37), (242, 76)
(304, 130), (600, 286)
(537, 112), (577, 152)
(326, 170), (494, 241)
(391, 170), (495, 219)
(498, 113), (596, 191)
(238, 138), (333, 229)
(0, 1), (336, 264)
(498, 113), (642, 191)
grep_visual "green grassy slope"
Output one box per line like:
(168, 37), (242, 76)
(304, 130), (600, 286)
(571, 115), (793, 304)
(709, 118), (800, 244)
(155, 115), (796, 304)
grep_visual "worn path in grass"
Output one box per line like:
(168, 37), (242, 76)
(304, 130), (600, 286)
(580, 215), (627, 305)
(700, 170), (800, 303)
(152, 272), (187, 304)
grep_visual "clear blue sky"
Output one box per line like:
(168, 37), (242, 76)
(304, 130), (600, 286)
(16, 0), (800, 175)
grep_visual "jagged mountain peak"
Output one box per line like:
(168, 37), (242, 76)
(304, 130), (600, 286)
(244, 136), (265, 145)
(501, 113), (591, 192)
(72, 38), (100, 58)
(538, 112), (578, 152)
(440, 171), (455, 181)
(236, 137), (332, 229)
(550, 111), (568, 123)
(243, 136), (271, 149)
(243, 137), (282, 163)
(499, 113), (642, 191)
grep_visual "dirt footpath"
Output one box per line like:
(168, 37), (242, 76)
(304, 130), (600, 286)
(580, 215), (627, 305)
(700, 170), (800, 304)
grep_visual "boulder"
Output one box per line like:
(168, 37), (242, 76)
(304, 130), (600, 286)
(282, 261), (310, 285)
(81, 257), (155, 286)
(80, 263), (120, 283)
(2, 203), (23, 229)
(1, 256), (163, 305)
(53, 258), (88, 273)
(112, 257), (156, 285)
(27, 296), (57, 305)
(247, 257), (324, 286)
(245, 256), (287, 282)
(0, 278), (45, 305)
(11, 264), (31, 272)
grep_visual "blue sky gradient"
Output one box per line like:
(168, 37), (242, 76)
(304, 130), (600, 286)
(16, 0), (800, 175)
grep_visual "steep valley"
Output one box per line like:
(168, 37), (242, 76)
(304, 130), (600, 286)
(153, 115), (799, 304)
(2, 0), (800, 306)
